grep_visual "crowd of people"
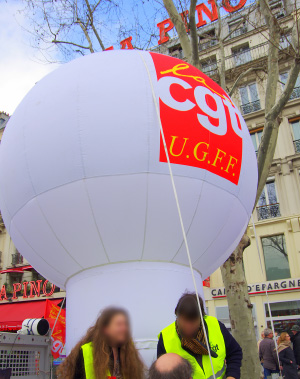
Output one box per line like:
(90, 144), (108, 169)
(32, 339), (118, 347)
(57, 292), (300, 379)
(258, 325), (300, 379)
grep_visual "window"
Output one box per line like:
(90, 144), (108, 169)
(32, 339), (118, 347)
(232, 44), (251, 66)
(201, 56), (218, 75)
(11, 250), (23, 266)
(250, 129), (263, 154)
(199, 29), (217, 51)
(279, 34), (292, 50)
(265, 300), (300, 334)
(168, 45), (183, 59)
(269, 0), (286, 18)
(239, 82), (261, 114)
(262, 234), (291, 281)
(280, 72), (300, 100)
(216, 305), (258, 336)
(228, 20), (247, 39)
(291, 120), (300, 153)
(257, 179), (280, 220)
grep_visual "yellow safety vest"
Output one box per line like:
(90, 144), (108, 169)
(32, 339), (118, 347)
(81, 342), (112, 379)
(159, 316), (226, 379)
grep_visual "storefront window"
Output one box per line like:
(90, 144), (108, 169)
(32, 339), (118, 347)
(265, 300), (300, 317)
(265, 300), (300, 334)
(261, 234), (291, 280)
(216, 305), (258, 337)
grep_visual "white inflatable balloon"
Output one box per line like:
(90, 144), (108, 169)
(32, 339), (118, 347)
(0, 50), (257, 363)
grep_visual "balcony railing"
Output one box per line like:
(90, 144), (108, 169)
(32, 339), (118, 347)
(240, 100), (261, 115)
(201, 63), (218, 75)
(293, 139), (300, 153)
(289, 86), (300, 101)
(229, 26), (248, 39)
(199, 39), (218, 51)
(225, 42), (269, 71)
(256, 203), (281, 220)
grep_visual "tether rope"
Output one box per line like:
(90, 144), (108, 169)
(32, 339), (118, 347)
(138, 51), (216, 379)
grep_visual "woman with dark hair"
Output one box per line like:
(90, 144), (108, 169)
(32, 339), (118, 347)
(277, 332), (298, 379)
(57, 307), (144, 379)
(157, 292), (242, 379)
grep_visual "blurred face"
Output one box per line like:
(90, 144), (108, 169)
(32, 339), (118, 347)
(177, 316), (200, 338)
(103, 313), (129, 346)
(292, 331), (297, 335)
(285, 334), (291, 341)
(268, 333), (273, 339)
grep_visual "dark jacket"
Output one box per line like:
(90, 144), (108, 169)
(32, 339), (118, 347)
(74, 348), (85, 379)
(279, 346), (298, 379)
(291, 331), (300, 366)
(157, 321), (243, 379)
(74, 347), (118, 379)
(259, 337), (279, 370)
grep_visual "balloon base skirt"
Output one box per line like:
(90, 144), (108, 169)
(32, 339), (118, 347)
(65, 261), (203, 366)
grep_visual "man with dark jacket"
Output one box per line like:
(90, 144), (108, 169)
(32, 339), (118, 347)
(157, 292), (242, 379)
(259, 328), (279, 379)
(291, 325), (300, 369)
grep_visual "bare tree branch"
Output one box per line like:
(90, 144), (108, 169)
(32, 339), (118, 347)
(84, 0), (106, 51)
(229, 67), (264, 96)
(162, 0), (192, 62)
(52, 39), (91, 49)
(76, 18), (95, 53)
(189, 0), (200, 68)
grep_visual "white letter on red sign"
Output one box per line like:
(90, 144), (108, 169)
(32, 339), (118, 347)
(158, 77), (195, 111)
(194, 86), (227, 135)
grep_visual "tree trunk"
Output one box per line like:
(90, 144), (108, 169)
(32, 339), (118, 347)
(220, 234), (262, 379)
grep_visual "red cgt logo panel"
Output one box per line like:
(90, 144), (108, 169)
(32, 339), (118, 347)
(150, 52), (243, 185)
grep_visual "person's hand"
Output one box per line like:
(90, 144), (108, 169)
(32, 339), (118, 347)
(280, 366), (283, 371)
(290, 360), (293, 364)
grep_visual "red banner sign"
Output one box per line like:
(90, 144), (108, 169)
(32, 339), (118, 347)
(151, 53), (243, 185)
(44, 299), (66, 359)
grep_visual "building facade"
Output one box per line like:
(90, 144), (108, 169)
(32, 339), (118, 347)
(154, 1), (300, 337)
(0, 0), (300, 336)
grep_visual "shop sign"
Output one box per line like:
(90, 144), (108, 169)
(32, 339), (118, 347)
(211, 278), (300, 298)
(107, 0), (247, 50)
(0, 280), (56, 301)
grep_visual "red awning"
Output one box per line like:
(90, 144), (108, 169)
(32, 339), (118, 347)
(0, 299), (63, 331)
(0, 268), (24, 274)
(0, 265), (33, 274)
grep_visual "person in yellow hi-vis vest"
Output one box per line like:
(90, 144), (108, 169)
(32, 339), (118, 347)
(57, 307), (144, 379)
(157, 293), (242, 379)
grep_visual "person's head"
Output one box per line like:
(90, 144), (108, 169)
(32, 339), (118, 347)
(175, 292), (206, 338)
(57, 307), (144, 379)
(263, 328), (273, 338)
(261, 331), (265, 339)
(149, 354), (193, 379)
(100, 307), (130, 346)
(277, 332), (291, 345)
(275, 332), (278, 337)
(291, 325), (300, 335)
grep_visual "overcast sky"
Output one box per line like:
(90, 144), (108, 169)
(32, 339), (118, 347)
(0, 1), (59, 115)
